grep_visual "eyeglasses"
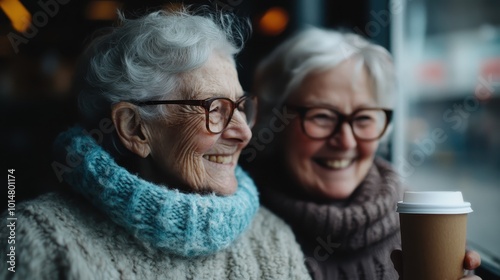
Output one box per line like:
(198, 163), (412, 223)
(288, 106), (393, 141)
(130, 94), (257, 134)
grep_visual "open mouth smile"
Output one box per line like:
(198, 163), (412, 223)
(314, 158), (354, 170)
(202, 155), (233, 164)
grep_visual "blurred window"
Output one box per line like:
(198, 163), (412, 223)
(393, 0), (500, 276)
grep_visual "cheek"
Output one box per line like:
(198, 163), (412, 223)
(283, 122), (321, 170)
(358, 141), (379, 162)
(354, 141), (379, 187)
(172, 118), (216, 162)
(153, 114), (214, 170)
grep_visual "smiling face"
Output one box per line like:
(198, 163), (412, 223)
(144, 52), (252, 195)
(281, 58), (380, 199)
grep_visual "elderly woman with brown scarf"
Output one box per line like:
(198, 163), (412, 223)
(245, 28), (481, 280)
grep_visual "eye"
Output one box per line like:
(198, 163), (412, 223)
(210, 105), (220, 113)
(209, 99), (224, 113)
(305, 109), (337, 127)
(355, 115), (373, 121)
(354, 112), (376, 126)
(313, 112), (333, 119)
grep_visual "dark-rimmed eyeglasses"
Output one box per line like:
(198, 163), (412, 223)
(288, 105), (393, 141)
(130, 93), (257, 134)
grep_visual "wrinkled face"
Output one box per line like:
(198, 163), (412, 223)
(282, 58), (379, 199)
(145, 52), (252, 195)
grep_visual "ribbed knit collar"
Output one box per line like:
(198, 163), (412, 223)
(258, 158), (402, 253)
(53, 126), (259, 257)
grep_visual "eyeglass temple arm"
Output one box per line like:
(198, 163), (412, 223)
(128, 100), (206, 106)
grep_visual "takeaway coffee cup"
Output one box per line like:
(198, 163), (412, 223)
(396, 191), (473, 280)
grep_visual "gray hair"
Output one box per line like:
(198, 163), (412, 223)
(76, 7), (249, 127)
(254, 27), (395, 131)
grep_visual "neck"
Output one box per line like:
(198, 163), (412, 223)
(258, 157), (403, 252)
(118, 155), (196, 194)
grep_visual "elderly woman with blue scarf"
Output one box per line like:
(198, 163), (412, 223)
(0, 8), (311, 279)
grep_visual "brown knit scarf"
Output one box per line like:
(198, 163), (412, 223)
(254, 157), (405, 280)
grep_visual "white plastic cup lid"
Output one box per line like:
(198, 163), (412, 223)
(396, 191), (473, 214)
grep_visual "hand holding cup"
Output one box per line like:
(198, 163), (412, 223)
(395, 191), (475, 280)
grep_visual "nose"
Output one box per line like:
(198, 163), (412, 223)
(328, 122), (357, 149)
(222, 110), (252, 144)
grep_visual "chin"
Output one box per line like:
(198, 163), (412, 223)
(314, 183), (359, 200)
(210, 178), (238, 196)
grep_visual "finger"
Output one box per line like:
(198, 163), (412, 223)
(391, 249), (403, 279)
(464, 250), (481, 270)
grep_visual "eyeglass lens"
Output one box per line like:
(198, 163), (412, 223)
(207, 97), (256, 133)
(303, 109), (388, 139)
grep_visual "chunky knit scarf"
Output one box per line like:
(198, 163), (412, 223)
(53, 126), (259, 257)
(256, 158), (404, 280)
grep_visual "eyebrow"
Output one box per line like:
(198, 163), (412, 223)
(184, 91), (207, 100)
(298, 102), (379, 111)
(190, 91), (246, 100)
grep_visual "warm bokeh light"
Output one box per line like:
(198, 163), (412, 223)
(0, 36), (13, 56)
(85, 0), (121, 21)
(163, 3), (184, 12)
(0, 0), (31, 33)
(258, 7), (289, 36)
(481, 57), (500, 77)
(417, 60), (446, 85)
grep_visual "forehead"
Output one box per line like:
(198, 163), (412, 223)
(290, 59), (377, 110)
(179, 52), (242, 100)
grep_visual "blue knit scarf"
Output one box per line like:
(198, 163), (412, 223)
(53, 126), (259, 257)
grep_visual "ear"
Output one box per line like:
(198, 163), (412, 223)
(111, 102), (151, 158)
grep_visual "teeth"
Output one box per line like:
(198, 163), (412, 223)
(203, 155), (233, 164)
(324, 159), (351, 169)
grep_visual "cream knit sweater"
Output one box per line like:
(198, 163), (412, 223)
(0, 192), (312, 280)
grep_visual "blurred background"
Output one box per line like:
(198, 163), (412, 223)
(0, 0), (498, 278)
